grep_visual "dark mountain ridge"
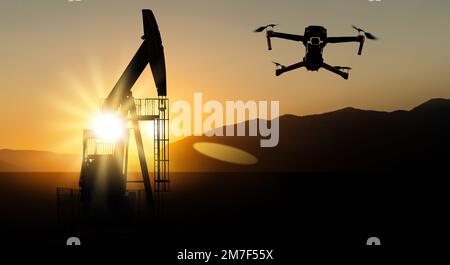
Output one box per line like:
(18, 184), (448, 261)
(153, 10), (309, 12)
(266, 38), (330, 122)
(170, 98), (450, 171)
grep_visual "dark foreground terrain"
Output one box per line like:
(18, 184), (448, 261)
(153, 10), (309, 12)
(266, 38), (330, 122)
(0, 171), (448, 261)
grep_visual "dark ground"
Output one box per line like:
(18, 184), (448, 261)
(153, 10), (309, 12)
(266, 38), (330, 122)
(0, 171), (448, 261)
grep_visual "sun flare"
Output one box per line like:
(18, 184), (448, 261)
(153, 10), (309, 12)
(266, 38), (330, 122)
(91, 112), (125, 141)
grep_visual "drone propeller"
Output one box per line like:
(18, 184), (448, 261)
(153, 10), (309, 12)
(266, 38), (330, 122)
(254, 24), (278, 32)
(334, 66), (352, 71)
(352, 25), (378, 40)
(272, 61), (285, 68)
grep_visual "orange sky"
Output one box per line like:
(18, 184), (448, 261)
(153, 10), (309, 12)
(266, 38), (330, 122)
(1, 0), (450, 154)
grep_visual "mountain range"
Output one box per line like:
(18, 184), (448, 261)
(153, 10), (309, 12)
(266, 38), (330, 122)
(170, 98), (450, 171)
(1, 98), (450, 172)
(0, 149), (79, 172)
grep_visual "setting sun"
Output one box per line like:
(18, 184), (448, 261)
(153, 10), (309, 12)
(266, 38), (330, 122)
(91, 112), (125, 141)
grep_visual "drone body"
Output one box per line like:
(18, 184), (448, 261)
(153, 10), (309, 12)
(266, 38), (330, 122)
(257, 24), (376, 79)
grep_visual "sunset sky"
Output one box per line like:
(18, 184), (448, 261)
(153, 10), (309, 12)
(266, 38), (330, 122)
(1, 0), (450, 154)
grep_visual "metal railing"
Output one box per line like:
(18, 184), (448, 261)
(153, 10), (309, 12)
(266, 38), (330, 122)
(56, 187), (147, 223)
(85, 139), (115, 156)
(56, 188), (81, 223)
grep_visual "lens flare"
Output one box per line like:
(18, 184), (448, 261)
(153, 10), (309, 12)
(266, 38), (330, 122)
(91, 113), (124, 141)
(193, 142), (258, 165)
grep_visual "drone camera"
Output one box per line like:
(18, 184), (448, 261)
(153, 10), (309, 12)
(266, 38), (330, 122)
(308, 37), (323, 46)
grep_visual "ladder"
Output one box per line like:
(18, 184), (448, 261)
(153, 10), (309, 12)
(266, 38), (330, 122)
(153, 98), (169, 214)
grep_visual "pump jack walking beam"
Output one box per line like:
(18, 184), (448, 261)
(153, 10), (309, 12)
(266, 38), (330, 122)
(103, 9), (167, 111)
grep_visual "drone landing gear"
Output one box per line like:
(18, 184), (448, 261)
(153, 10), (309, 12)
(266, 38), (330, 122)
(322, 63), (349, 80)
(273, 61), (350, 80)
(275, 61), (305, 76)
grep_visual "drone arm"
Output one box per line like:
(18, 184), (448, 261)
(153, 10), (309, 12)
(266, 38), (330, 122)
(322, 62), (349, 80)
(275, 61), (305, 76)
(327, 36), (362, 43)
(266, 31), (304, 50)
(357, 40), (365, 55)
(267, 31), (304, 42)
(327, 35), (365, 55)
(266, 32), (272, 50)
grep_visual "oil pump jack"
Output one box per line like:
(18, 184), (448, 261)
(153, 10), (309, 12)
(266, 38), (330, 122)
(77, 9), (169, 217)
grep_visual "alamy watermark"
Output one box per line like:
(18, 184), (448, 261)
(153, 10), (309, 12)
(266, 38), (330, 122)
(171, 93), (279, 148)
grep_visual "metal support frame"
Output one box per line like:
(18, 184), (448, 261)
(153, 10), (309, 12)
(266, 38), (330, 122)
(128, 97), (155, 215)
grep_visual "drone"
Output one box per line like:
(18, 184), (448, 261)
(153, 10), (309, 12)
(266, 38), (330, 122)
(255, 24), (377, 79)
